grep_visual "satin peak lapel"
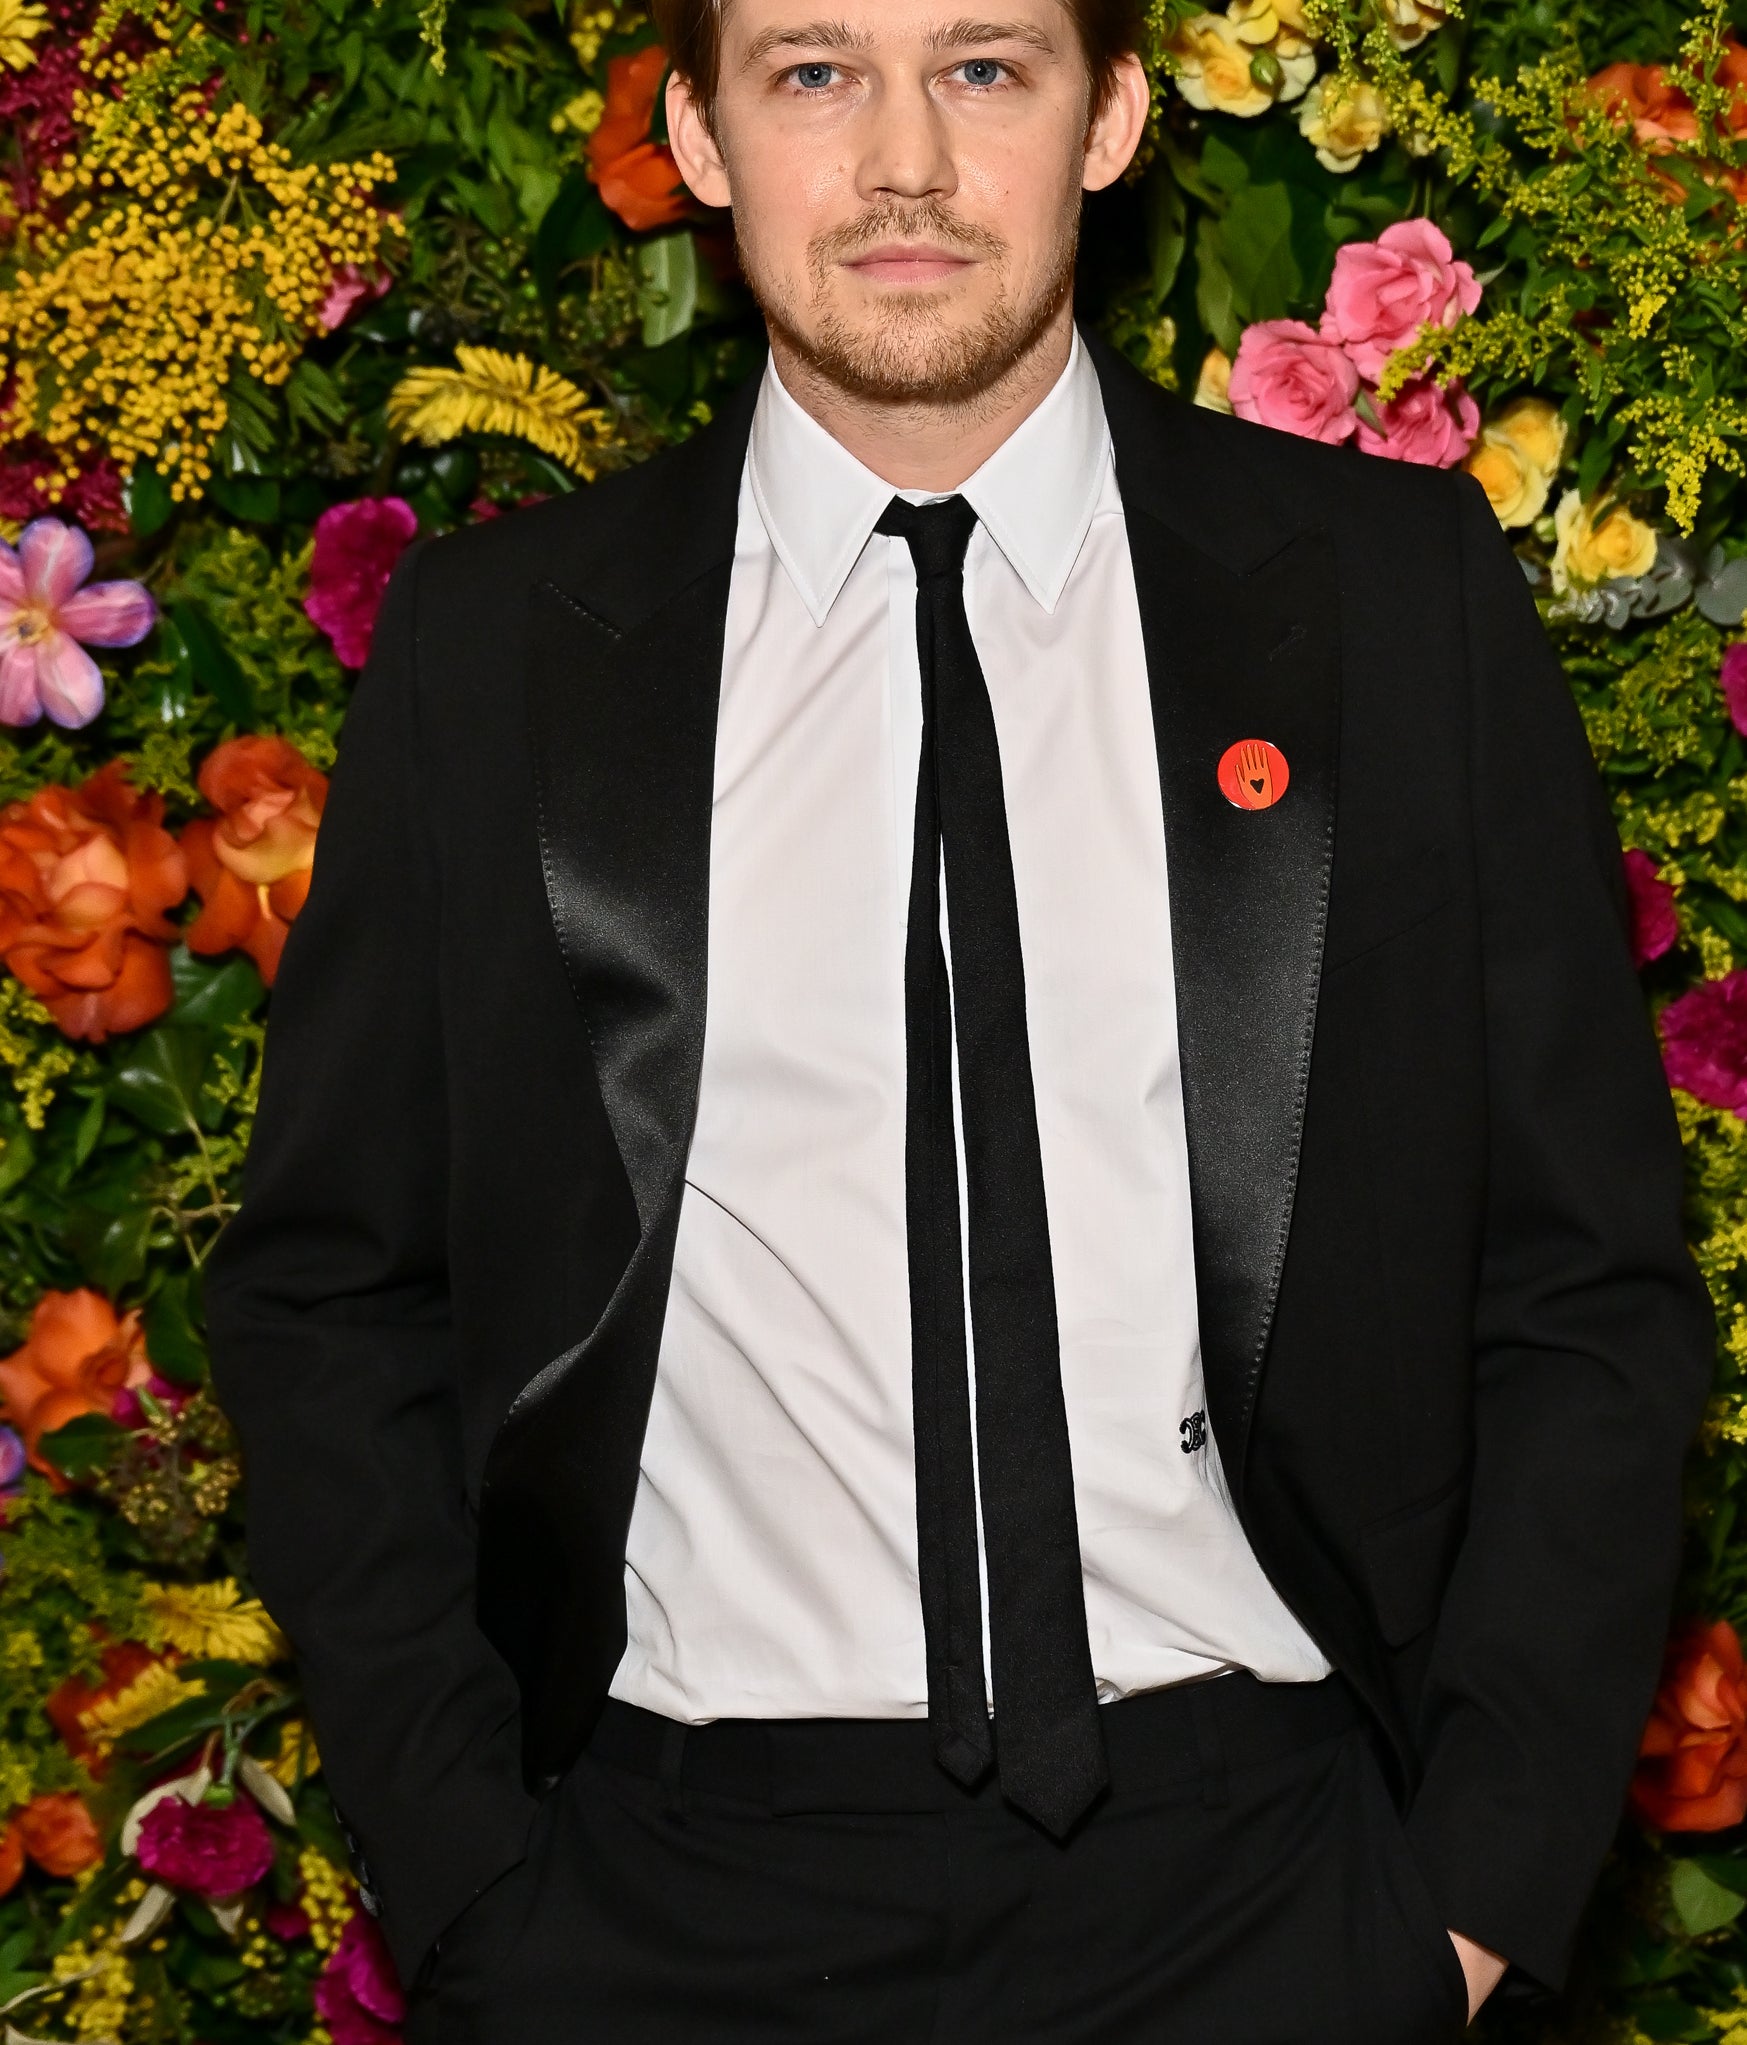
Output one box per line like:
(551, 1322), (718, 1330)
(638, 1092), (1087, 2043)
(1091, 339), (1341, 1506)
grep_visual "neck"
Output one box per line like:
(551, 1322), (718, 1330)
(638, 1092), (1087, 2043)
(765, 302), (1076, 492)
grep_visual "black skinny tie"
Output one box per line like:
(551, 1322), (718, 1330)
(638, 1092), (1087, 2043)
(879, 493), (1109, 1839)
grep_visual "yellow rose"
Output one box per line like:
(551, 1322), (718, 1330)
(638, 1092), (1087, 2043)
(1550, 488), (1659, 593)
(1463, 397), (1568, 528)
(1194, 347), (1234, 413)
(1382, 0), (1447, 49)
(1270, 0), (1318, 35)
(1170, 11), (1274, 117)
(1297, 75), (1391, 172)
(1225, 0), (1318, 100)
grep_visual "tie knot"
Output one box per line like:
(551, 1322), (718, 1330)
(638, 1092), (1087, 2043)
(875, 494), (978, 583)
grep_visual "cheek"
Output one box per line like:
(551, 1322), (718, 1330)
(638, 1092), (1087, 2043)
(727, 126), (858, 253)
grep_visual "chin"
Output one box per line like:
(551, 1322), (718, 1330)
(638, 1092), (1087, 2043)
(767, 289), (1065, 407)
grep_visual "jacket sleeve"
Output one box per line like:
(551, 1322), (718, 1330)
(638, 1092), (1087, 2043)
(203, 536), (541, 1993)
(1400, 473), (1716, 1990)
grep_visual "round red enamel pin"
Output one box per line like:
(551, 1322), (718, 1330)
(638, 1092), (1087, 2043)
(1217, 739), (1290, 811)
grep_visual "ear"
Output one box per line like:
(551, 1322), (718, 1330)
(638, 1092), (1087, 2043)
(668, 70), (733, 208)
(1081, 51), (1149, 193)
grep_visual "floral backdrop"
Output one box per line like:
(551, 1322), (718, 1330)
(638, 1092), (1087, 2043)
(0, 0), (1744, 2034)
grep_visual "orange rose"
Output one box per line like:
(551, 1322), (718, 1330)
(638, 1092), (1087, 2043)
(180, 735), (328, 987)
(0, 1288), (152, 1486)
(0, 1815), (23, 1897)
(588, 45), (689, 231)
(15, 1791), (102, 1878)
(0, 759), (187, 1042)
(1588, 59), (1701, 147)
(1632, 1617), (1747, 1831)
(45, 1636), (166, 1771)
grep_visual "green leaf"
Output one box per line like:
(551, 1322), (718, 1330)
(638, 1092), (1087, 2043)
(1145, 165), (1189, 310)
(70, 1088), (106, 1171)
(109, 1024), (211, 1137)
(1222, 181), (1300, 326)
(1194, 215), (1240, 358)
(144, 1273), (208, 1387)
(635, 230), (699, 348)
(1669, 1857), (1747, 1935)
(0, 1126), (37, 1198)
(533, 168), (615, 314)
(126, 461), (176, 540)
(204, 472), (281, 525)
(169, 948), (264, 1031)
(1200, 132), (1251, 198)
(37, 1411), (125, 1480)
(66, 1198), (155, 1292)
(165, 600), (254, 724)
(1576, 433), (1614, 504)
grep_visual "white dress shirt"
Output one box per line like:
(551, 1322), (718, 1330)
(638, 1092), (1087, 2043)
(608, 328), (1330, 1723)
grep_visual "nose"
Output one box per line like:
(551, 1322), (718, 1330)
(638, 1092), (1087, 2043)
(853, 70), (957, 205)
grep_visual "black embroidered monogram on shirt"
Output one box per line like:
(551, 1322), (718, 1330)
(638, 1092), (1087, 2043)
(1179, 1411), (1207, 1454)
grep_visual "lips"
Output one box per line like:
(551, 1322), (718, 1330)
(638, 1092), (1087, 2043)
(843, 243), (975, 283)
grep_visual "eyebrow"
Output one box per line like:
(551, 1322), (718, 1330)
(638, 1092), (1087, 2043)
(739, 13), (1057, 64)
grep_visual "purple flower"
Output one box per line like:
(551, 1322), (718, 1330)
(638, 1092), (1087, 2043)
(0, 517), (155, 728)
(135, 1789), (275, 1898)
(314, 1908), (405, 2044)
(1662, 968), (1747, 1116)
(0, 1424), (24, 1492)
(1721, 642), (1747, 738)
(303, 497), (417, 670)
(1623, 849), (1679, 967)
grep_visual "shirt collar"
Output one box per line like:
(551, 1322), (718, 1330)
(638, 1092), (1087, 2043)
(747, 325), (1112, 627)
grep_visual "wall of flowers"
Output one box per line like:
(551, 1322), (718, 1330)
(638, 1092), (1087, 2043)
(0, 0), (1744, 2035)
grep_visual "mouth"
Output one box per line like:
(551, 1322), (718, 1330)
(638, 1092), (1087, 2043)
(841, 242), (977, 286)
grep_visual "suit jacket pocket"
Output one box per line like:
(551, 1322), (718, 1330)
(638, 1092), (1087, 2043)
(1324, 843), (1453, 975)
(1359, 1472), (1469, 1647)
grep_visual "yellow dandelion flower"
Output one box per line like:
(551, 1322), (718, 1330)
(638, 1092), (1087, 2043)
(145, 1578), (289, 1664)
(80, 1662), (203, 1757)
(0, 0), (48, 70)
(388, 346), (614, 480)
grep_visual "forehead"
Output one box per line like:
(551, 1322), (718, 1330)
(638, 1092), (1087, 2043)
(719, 0), (1080, 60)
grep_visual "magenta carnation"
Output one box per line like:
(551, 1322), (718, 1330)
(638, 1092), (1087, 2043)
(135, 1789), (275, 1897)
(1228, 319), (1361, 445)
(1721, 643), (1747, 738)
(1623, 849), (1679, 967)
(1661, 967), (1747, 1115)
(263, 1897), (311, 1941)
(1355, 376), (1480, 467)
(304, 496), (418, 670)
(314, 1909), (406, 2045)
(1321, 219), (1482, 382)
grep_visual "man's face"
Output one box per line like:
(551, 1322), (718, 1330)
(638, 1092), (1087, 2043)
(667, 0), (1146, 405)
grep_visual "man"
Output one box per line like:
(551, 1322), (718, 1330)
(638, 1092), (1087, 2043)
(202, 0), (1715, 2029)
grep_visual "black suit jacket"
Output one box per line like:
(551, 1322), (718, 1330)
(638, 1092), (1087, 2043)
(204, 335), (1714, 1999)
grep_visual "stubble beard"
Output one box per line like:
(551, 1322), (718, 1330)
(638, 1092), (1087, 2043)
(744, 196), (1079, 411)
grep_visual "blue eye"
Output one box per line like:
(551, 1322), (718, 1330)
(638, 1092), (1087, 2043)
(793, 61), (835, 87)
(960, 57), (1003, 85)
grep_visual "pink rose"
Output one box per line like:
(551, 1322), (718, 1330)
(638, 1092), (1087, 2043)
(1661, 967), (1747, 1114)
(1354, 376), (1481, 466)
(1623, 849), (1678, 967)
(135, 1791), (275, 1898)
(304, 497), (418, 670)
(1721, 643), (1747, 737)
(1321, 220), (1483, 382)
(1228, 320), (1361, 445)
(317, 263), (393, 333)
(314, 1909), (405, 2045)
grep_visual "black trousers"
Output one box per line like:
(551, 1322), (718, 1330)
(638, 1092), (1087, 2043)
(404, 1671), (1471, 2044)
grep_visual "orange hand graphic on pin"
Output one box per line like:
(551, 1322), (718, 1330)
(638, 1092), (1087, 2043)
(1217, 740), (1290, 811)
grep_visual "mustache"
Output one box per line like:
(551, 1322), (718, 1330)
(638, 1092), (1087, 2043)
(809, 199), (1008, 272)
